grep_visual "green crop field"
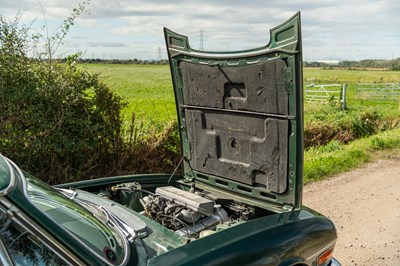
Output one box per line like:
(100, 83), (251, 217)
(83, 64), (175, 127)
(84, 64), (400, 129)
(304, 67), (400, 84)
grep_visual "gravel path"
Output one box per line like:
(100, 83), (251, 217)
(303, 155), (400, 266)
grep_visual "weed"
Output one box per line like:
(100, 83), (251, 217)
(316, 140), (343, 153)
(371, 137), (388, 150)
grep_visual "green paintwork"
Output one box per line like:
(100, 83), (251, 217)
(56, 173), (177, 190)
(25, 173), (127, 264)
(148, 208), (336, 266)
(164, 12), (304, 213)
(0, 157), (133, 265)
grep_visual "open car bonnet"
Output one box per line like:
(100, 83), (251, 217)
(164, 13), (304, 212)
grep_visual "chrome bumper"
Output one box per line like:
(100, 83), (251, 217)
(330, 257), (341, 266)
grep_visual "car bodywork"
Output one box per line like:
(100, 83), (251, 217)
(0, 12), (340, 266)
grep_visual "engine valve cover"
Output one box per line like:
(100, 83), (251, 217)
(155, 186), (214, 216)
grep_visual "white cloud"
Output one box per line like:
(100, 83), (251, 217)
(87, 41), (128, 47)
(1, 0), (399, 60)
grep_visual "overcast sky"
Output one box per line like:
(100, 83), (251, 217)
(1, 0), (400, 61)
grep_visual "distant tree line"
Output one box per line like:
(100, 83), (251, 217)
(68, 57), (400, 70)
(64, 58), (170, 65)
(304, 58), (400, 71)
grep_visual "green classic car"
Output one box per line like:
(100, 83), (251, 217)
(0, 13), (340, 266)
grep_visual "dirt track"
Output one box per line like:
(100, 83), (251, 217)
(303, 155), (400, 266)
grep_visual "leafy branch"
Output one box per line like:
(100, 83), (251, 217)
(36, 0), (90, 62)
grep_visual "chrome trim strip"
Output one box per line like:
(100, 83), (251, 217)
(0, 156), (16, 196)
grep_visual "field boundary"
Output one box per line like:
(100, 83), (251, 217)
(305, 84), (347, 110)
(356, 83), (400, 101)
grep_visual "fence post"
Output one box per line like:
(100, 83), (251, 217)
(356, 85), (359, 99)
(341, 84), (347, 110)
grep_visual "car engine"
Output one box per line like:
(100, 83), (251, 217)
(109, 183), (254, 239)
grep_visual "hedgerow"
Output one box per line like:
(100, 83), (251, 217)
(0, 11), (182, 184)
(0, 14), (126, 183)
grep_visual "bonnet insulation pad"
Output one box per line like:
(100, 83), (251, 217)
(180, 60), (289, 194)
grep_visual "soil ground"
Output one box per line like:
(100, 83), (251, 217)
(303, 155), (400, 265)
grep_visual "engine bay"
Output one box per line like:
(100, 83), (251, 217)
(97, 182), (263, 240)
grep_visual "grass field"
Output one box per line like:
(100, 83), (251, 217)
(304, 67), (400, 84)
(83, 64), (175, 127)
(84, 64), (400, 128)
(304, 68), (400, 106)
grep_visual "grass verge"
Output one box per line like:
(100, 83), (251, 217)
(304, 128), (400, 184)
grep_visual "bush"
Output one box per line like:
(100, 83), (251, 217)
(0, 14), (125, 184)
(303, 103), (400, 149)
(0, 13), (183, 184)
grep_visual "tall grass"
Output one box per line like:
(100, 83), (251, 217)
(304, 128), (400, 183)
